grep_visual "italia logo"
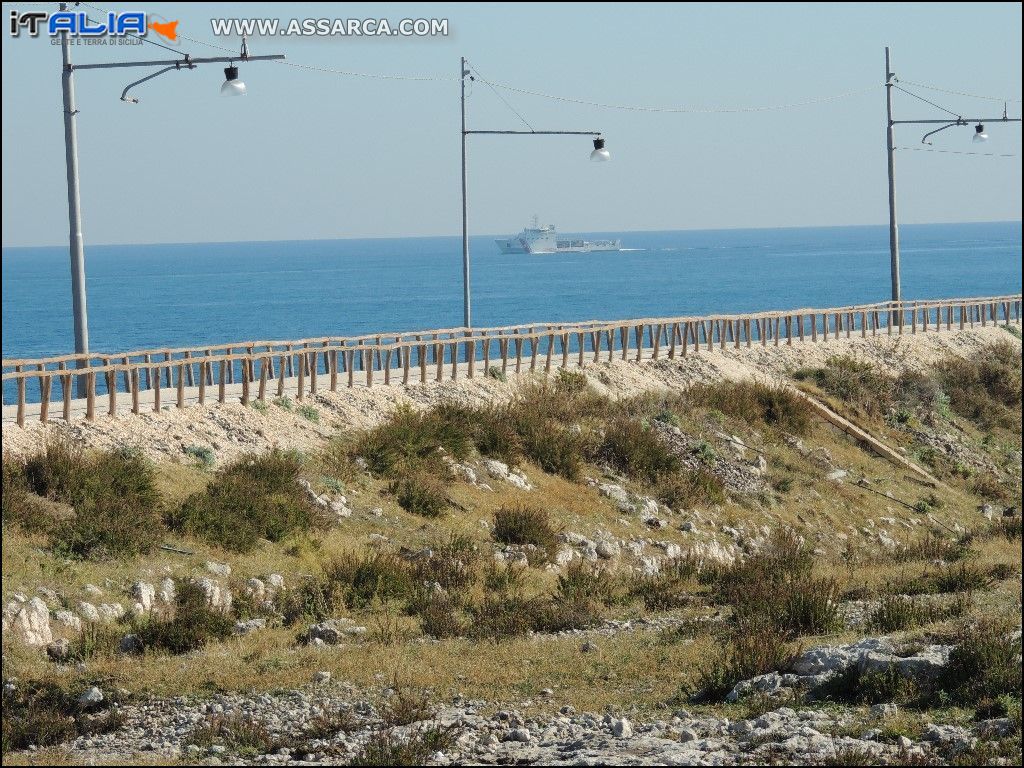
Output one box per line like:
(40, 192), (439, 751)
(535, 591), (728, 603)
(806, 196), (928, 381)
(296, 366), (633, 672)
(9, 10), (179, 42)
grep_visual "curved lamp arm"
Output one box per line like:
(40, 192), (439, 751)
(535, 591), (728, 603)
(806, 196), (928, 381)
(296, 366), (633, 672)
(920, 119), (966, 145)
(120, 63), (195, 104)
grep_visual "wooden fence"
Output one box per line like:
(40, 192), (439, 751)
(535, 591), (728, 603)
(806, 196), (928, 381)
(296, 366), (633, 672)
(2, 294), (1020, 427)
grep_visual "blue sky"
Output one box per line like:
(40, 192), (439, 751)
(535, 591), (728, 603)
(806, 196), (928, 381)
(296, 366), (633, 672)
(2, 2), (1021, 247)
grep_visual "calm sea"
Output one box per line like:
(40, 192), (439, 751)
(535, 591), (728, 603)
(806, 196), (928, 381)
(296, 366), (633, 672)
(3, 222), (1021, 369)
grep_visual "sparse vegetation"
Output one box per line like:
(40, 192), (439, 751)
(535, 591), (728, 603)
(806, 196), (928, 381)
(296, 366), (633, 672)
(492, 505), (559, 562)
(14, 442), (164, 559)
(184, 444), (216, 468)
(169, 450), (323, 552)
(134, 580), (234, 654)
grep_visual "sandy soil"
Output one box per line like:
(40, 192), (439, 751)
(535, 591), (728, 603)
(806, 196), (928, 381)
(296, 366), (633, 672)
(2, 326), (1017, 465)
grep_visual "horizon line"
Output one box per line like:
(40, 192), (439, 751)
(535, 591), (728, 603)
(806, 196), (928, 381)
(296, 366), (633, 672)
(2, 218), (1021, 251)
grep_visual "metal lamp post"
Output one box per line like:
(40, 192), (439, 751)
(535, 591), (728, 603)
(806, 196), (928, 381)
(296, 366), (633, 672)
(460, 56), (606, 329)
(884, 46), (1020, 309)
(58, 3), (284, 393)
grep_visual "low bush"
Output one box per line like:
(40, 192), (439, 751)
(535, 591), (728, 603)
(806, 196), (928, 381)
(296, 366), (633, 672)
(1, 680), (122, 755)
(629, 556), (701, 611)
(866, 594), (970, 632)
(21, 442), (164, 559)
(937, 619), (1023, 709)
(492, 506), (558, 562)
(556, 562), (620, 607)
(188, 712), (277, 758)
(793, 355), (896, 418)
(417, 594), (467, 639)
(687, 380), (812, 434)
(820, 663), (921, 706)
(133, 580), (233, 654)
(170, 450), (322, 553)
(410, 535), (479, 596)
(348, 726), (453, 767)
(715, 530), (841, 636)
(323, 551), (416, 610)
(688, 621), (797, 702)
(599, 418), (679, 483)
(389, 471), (449, 518)
(655, 468), (726, 510)
(183, 444), (215, 468)
(381, 687), (435, 727)
(357, 405), (471, 477)
(934, 341), (1022, 431)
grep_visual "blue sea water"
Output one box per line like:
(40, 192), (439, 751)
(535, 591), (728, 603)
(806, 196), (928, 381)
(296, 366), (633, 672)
(2, 222), (1021, 369)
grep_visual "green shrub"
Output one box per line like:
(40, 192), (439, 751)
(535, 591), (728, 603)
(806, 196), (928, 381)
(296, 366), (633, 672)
(382, 688), (435, 727)
(715, 530), (841, 636)
(170, 450), (322, 553)
(1, 680), (122, 755)
(1, 459), (35, 532)
(183, 444), (215, 468)
(937, 619), (1023, 708)
(556, 561), (620, 606)
(867, 594), (970, 632)
(348, 726), (453, 767)
(555, 368), (588, 395)
(389, 471), (449, 518)
(688, 621), (797, 702)
(793, 356), (895, 418)
(687, 381), (812, 434)
(656, 469), (725, 510)
(250, 399), (269, 414)
(629, 556), (700, 611)
(410, 535), (479, 595)
(358, 405), (470, 477)
(188, 712), (276, 758)
(297, 404), (320, 423)
(417, 594), (467, 639)
(324, 551), (416, 609)
(934, 341), (1022, 430)
(819, 664), (921, 706)
(485, 366), (506, 382)
(599, 418), (679, 483)
(468, 594), (539, 640)
(492, 506), (558, 562)
(273, 396), (293, 411)
(134, 580), (233, 654)
(21, 442), (164, 559)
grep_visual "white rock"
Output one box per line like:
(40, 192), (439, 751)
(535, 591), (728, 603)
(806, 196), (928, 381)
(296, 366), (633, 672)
(507, 728), (531, 743)
(330, 500), (352, 518)
(77, 602), (101, 623)
(2, 597), (52, 646)
(78, 686), (104, 705)
(97, 603), (126, 622)
(205, 561), (232, 577)
(246, 578), (267, 601)
(596, 540), (620, 559)
(313, 671), (331, 684)
(132, 581), (156, 612)
(483, 459), (510, 480)
(267, 574), (285, 590)
(554, 546), (576, 566)
(507, 471), (533, 491)
(54, 610), (82, 632)
(83, 584), (103, 597)
(599, 483), (630, 506)
(612, 718), (633, 738)
(826, 469), (849, 482)
(158, 578), (176, 605)
(192, 578), (232, 612)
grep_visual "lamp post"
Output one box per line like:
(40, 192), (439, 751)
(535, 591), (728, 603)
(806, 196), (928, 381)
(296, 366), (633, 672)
(883, 46), (1019, 309)
(460, 56), (608, 329)
(58, 3), (284, 393)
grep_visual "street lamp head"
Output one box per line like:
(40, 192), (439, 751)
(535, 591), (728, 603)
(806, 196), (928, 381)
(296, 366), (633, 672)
(590, 136), (610, 162)
(973, 123), (988, 142)
(221, 65), (246, 96)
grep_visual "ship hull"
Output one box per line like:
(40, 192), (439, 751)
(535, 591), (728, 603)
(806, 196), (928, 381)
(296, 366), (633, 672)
(494, 239), (622, 255)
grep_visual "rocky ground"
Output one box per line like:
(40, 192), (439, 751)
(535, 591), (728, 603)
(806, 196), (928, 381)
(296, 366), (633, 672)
(11, 633), (1014, 766)
(3, 324), (1021, 766)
